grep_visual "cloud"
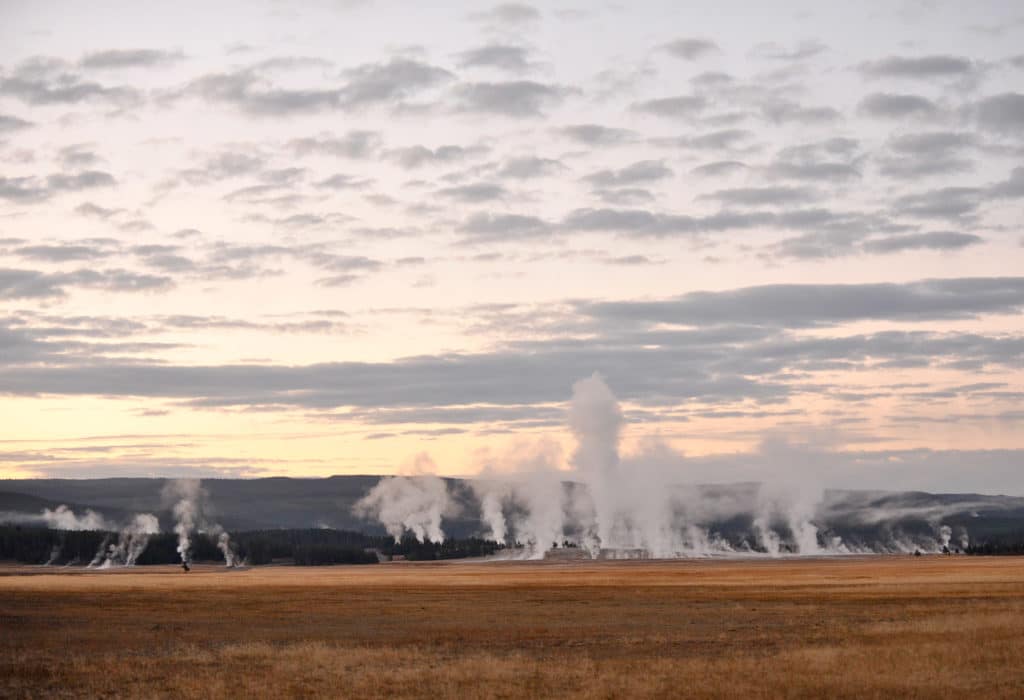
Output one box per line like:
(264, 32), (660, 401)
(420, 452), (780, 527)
(3, 316), (1022, 413)
(605, 254), (661, 266)
(0, 342), (789, 408)
(661, 38), (719, 61)
(0, 171), (116, 203)
(701, 186), (819, 207)
(0, 114), (33, 132)
(558, 123), (637, 145)
(13, 243), (108, 262)
(436, 182), (506, 202)
(974, 92), (1024, 135)
(876, 157), (970, 180)
(184, 58), (450, 115)
(859, 92), (939, 118)
(893, 186), (981, 219)
(314, 173), (372, 190)
(57, 144), (101, 168)
(179, 150), (264, 184)
(80, 48), (185, 70)
(457, 44), (533, 72)
(0, 59), (141, 106)
(348, 404), (563, 426)
(876, 131), (976, 178)
(316, 274), (360, 287)
(632, 95), (706, 118)
(581, 160), (672, 187)
(46, 171), (117, 190)
(137, 252), (197, 273)
(74, 202), (122, 219)
(561, 205), (889, 246)
(561, 207), (775, 238)
(768, 161), (860, 181)
(454, 80), (577, 116)
(767, 232), (864, 260)
(386, 143), (488, 168)
(581, 277), (1024, 327)
(497, 156), (564, 178)
(91, 269), (176, 293)
(690, 161), (747, 177)
(201, 242), (383, 283)
(305, 252), (383, 276)
(0, 269), (73, 299)
(674, 129), (754, 151)
(888, 131), (975, 155)
(3, 272), (1023, 425)
(691, 71), (734, 88)
(0, 267), (173, 300)
(750, 40), (827, 61)
(862, 231), (983, 253)
(859, 55), (976, 79)
(734, 204), (903, 260)
(989, 167), (1024, 199)
(259, 167), (306, 185)
(184, 70), (341, 114)
(249, 56), (333, 73)
(761, 100), (841, 124)
(339, 57), (453, 107)
(592, 188), (656, 205)
(471, 3), (540, 25)
(458, 212), (553, 243)
(287, 131), (381, 158)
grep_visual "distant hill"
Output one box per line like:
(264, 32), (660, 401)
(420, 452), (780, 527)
(4, 477), (1024, 548)
(0, 476), (482, 536)
(0, 490), (136, 526)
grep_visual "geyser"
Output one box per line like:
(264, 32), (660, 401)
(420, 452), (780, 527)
(354, 374), (972, 558)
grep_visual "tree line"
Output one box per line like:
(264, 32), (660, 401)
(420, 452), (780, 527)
(964, 534), (1024, 556)
(0, 524), (505, 566)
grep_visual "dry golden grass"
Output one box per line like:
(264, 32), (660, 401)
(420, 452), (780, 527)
(3, 556), (1024, 698)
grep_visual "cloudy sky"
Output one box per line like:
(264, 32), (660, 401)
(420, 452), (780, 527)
(1, 0), (1023, 491)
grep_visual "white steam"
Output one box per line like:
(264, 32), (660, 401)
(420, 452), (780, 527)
(164, 478), (201, 567)
(94, 513), (161, 568)
(354, 474), (453, 543)
(353, 373), (979, 559)
(41, 505), (112, 531)
(569, 373), (623, 551)
(470, 478), (510, 544)
(162, 478), (242, 568)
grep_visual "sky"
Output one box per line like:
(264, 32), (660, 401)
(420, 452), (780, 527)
(0, 0), (1023, 491)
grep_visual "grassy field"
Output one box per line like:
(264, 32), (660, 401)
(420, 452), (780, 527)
(3, 556), (1024, 698)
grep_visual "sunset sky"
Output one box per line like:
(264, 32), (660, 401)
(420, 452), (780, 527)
(1, 0), (1023, 491)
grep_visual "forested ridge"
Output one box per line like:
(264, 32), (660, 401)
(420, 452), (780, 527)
(0, 525), (504, 566)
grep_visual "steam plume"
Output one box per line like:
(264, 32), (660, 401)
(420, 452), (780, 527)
(569, 373), (623, 551)
(41, 505), (111, 531)
(352, 374), (978, 559)
(164, 478), (201, 568)
(162, 478), (242, 568)
(99, 514), (161, 568)
(354, 473), (453, 543)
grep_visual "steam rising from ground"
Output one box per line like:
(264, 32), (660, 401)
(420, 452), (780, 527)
(355, 471), (453, 543)
(4, 482), (240, 568)
(356, 373), (977, 558)
(42, 505), (111, 531)
(162, 479), (242, 568)
(93, 514), (161, 568)
(5, 505), (161, 568)
(164, 479), (200, 568)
